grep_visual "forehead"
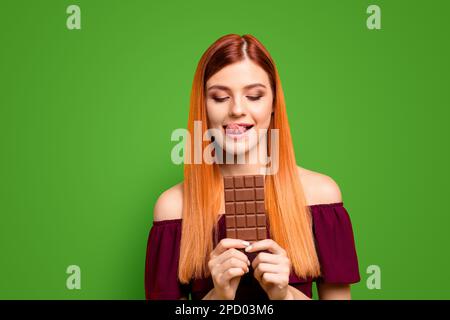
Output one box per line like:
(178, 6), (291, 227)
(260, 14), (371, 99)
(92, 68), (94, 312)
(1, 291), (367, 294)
(206, 59), (271, 90)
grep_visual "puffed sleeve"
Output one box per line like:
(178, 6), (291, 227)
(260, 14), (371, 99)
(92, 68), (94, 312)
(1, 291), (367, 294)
(144, 219), (191, 299)
(311, 202), (361, 284)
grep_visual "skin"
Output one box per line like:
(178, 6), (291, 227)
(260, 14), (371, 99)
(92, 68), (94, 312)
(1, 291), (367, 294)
(153, 58), (351, 300)
(205, 59), (273, 176)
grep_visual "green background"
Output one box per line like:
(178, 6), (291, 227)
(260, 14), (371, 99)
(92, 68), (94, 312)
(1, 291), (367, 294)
(1, 0), (449, 299)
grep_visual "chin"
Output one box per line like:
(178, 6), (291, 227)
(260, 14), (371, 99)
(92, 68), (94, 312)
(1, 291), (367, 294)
(210, 126), (265, 162)
(211, 140), (252, 158)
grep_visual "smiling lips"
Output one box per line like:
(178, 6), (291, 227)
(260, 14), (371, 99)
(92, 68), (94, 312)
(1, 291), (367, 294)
(224, 123), (254, 137)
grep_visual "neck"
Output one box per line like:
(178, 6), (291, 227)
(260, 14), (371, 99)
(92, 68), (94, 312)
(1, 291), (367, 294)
(218, 163), (267, 176)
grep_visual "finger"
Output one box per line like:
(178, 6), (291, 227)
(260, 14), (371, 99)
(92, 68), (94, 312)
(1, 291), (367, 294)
(245, 239), (286, 255)
(219, 257), (249, 274)
(219, 268), (246, 284)
(256, 262), (285, 274)
(251, 252), (282, 269)
(253, 263), (282, 281)
(214, 248), (250, 266)
(261, 273), (288, 289)
(211, 238), (250, 258)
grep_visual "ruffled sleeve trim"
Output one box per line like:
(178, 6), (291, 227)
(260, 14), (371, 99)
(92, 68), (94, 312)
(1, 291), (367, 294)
(145, 219), (190, 299)
(310, 202), (361, 284)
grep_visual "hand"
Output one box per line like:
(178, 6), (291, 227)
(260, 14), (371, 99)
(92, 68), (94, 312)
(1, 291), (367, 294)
(245, 239), (292, 300)
(207, 238), (251, 300)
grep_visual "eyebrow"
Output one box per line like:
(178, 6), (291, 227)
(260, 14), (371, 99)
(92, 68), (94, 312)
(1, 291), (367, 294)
(206, 83), (267, 92)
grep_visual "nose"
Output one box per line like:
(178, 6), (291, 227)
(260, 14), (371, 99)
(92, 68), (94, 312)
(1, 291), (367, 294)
(229, 98), (246, 117)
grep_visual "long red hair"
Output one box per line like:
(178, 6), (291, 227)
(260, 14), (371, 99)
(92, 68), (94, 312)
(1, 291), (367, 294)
(179, 34), (321, 283)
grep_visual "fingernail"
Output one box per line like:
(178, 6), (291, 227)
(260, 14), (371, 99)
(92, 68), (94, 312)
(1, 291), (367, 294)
(242, 241), (250, 246)
(245, 245), (252, 252)
(247, 260), (250, 266)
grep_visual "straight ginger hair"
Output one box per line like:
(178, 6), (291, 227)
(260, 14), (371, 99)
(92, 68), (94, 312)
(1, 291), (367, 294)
(178, 34), (321, 284)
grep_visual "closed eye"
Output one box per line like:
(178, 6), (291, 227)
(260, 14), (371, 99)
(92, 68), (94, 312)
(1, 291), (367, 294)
(212, 96), (230, 103)
(247, 96), (262, 101)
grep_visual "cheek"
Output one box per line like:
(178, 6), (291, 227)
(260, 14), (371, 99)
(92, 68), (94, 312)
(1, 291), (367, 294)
(206, 104), (226, 126)
(251, 103), (273, 127)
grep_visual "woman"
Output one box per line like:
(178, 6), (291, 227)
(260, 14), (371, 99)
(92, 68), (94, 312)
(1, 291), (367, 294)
(145, 34), (360, 300)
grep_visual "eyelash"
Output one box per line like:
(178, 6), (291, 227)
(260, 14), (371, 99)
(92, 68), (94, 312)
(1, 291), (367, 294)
(212, 97), (229, 103)
(212, 96), (262, 103)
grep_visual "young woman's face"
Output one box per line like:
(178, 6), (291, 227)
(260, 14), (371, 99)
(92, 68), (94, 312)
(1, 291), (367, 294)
(205, 59), (274, 158)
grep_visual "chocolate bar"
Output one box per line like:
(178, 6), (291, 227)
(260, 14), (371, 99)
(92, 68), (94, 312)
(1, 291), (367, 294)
(223, 175), (268, 243)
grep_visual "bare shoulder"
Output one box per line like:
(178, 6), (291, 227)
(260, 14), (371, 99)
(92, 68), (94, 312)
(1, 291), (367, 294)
(297, 166), (342, 206)
(153, 182), (184, 222)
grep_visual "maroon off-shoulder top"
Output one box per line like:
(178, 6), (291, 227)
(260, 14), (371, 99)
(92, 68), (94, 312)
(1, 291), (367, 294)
(145, 202), (360, 300)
